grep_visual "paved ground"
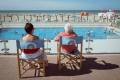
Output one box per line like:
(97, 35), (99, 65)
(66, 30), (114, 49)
(0, 54), (120, 80)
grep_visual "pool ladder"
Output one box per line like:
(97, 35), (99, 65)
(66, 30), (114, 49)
(85, 31), (93, 54)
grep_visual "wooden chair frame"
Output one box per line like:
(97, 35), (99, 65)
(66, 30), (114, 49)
(16, 40), (46, 78)
(57, 36), (83, 70)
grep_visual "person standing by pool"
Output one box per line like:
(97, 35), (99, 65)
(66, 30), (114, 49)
(20, 23), (47, 61)
(54, 23), (79, 54)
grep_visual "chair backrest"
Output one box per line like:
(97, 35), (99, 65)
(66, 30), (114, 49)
(60, 36), (83, 45)
(17, 39), (44, 54)
(17, 39), (44, 49)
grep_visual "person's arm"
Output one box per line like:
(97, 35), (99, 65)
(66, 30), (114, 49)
(54, 33), (61, 41)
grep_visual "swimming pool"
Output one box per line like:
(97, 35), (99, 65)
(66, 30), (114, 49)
(0, 27), (120, 40)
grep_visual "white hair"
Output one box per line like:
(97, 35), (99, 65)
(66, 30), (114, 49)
(64, 23), (73, 33)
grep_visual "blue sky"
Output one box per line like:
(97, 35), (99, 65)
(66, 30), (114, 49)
(0, 0), (120, 10)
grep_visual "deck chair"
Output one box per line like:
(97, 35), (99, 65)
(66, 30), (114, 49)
(16, 39), (46, 78)
(57, 36), (83, 70)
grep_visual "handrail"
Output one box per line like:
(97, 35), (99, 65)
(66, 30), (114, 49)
(85, 31), (93, 53)
(0, 40), (9, 54)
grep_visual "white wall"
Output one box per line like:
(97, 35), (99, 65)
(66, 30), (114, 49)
(0, 40), (17, 54)
(83, 39), (120, 53)
(0, 39), (120, 54)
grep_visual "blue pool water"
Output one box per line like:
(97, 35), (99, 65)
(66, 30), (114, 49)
(0, 27), (119, 40)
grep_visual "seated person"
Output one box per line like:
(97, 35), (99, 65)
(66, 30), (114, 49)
(20, 23), (47, 60)
(54, 23), (79, 55)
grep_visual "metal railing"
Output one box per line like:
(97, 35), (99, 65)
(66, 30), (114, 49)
(85, 31), (93, 53)
(0, 40), (10, 54)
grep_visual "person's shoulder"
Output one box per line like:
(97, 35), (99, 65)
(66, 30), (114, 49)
(59, 32), (66, 36)
(22, 35), (28, 41)
(72, 32), (77, 36)
(55, 32), (65, 37)
(69, 32), (77, 38)
(32, 35), (39, 40)
(22, 35), (39, 41)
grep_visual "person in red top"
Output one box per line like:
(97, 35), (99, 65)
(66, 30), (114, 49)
(54, 23), (78, 54)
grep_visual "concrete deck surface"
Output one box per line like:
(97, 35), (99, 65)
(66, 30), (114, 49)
(0, 54), (120, 80)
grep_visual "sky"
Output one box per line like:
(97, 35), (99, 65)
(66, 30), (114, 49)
(0, 0), (120, 10)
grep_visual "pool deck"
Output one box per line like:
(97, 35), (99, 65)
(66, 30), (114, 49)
(0, 54), (120, 80)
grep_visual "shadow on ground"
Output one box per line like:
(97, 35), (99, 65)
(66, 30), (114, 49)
(46, 57), (119, 76)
